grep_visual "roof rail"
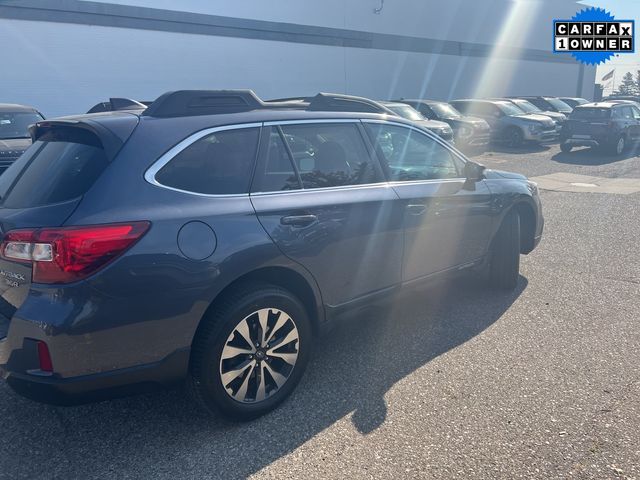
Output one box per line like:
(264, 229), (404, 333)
(305, 93), (394, 114)
(139, 90), (397, 118)
(142, 90), (276, 117)
(87, 98), (147, 114)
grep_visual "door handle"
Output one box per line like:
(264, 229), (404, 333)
(406, 204), (426, 215)
(280, 214), (317, 227)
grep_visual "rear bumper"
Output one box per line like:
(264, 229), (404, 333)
(1, 345), (189, 406)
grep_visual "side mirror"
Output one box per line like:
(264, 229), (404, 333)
(464, 161), (486, 181)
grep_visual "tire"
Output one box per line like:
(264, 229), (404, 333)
(489, 209), (521, 290)
(188, 283), (312, 420)
(560, 142), (573, 153)
(611, 135), (626, 155)
(505, 127), (524, 147)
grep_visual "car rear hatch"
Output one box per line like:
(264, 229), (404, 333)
(564, 108), (611, 137)
(0, 115), (138, 327)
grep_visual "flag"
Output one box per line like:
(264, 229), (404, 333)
(601, 69), (615, 82)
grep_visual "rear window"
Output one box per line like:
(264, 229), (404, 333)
(154, 127), (260, 195)
(0, 128), (108, 209)
(570, 108), (611, 120)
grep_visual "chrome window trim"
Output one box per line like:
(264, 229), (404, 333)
(361, 119), (468, 181)
(250, 181), (393, 197)
(144, 122), (262, 198)
(144, 117), (470, 198)
(263, 118), (363, 126)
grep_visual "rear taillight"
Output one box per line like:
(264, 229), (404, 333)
(0, 222), (150, 284)
(37, 340), (53, 372)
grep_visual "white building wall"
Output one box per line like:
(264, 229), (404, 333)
(0, 1), (596, 117)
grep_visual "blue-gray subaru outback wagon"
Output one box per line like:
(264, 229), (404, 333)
(0, 90), (543, 419)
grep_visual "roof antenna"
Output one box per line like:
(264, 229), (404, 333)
(373, 0), (384, 14)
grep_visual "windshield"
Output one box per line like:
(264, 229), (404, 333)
(0, 112), (43, 140)
(496, 102), (525, 116)
(545, 98), (572, 111)
(429, 103), (462, 119)
(387, 105), (425, 121)
(513, 99), (541, 113)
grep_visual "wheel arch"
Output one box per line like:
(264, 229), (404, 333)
(192, 266), (324, 345)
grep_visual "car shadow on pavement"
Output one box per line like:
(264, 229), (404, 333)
(552, 144), (640, 165)
(0, 275), (527, 479)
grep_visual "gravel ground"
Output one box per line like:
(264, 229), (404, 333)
(1, 143), (639, 479)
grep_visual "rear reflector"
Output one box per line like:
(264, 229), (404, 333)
(0, 222), (150, 284)
(37, 341), (53, 372)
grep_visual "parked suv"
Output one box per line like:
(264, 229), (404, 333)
(451, 99), (558, 147)
(378, 101), (454, 143)
(513, 96), (573, 114)
(497, 98), (566, 127)
(0, 104), (44, 175)
(560, 101), (640, 154)
(394, 99), (491, 150)
(0, 90), (543, 419)
(559, 97), (589, 109)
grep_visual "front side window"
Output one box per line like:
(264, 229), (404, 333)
(365, 123), (461, 181)
(278, 123), (379, 189)
(155, 127), (260, 194)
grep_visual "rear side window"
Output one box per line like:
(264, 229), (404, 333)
(278, 123), (380, 189)
(252, 129), (302, 192)
(155, 127), (260, 194)
(0, 128), (108, 209)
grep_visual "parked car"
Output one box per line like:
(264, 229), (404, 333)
(0, 90), (543, 419)
(0, 104), (44, 175)
(559, 97), (589, 109)
(496, 98), (566, 126)
(603, 95), (640, 104)
(559, 101), (640, 155)
(394, 99), (491, 149)
(450, 99), (558, 147)
(378, 101), (454, 143)
(512, 96), (573, 114)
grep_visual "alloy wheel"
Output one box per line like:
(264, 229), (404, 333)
(616, 137), (625, 155)
(219, 308), (300, 403)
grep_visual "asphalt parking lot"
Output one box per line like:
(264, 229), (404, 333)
(1, 143), (639, 480)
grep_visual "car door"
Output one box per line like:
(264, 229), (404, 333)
(363, 121), (494, 282)
(250, 121), (404, 309)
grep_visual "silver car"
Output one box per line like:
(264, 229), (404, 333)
(450, 99), (558, 147)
